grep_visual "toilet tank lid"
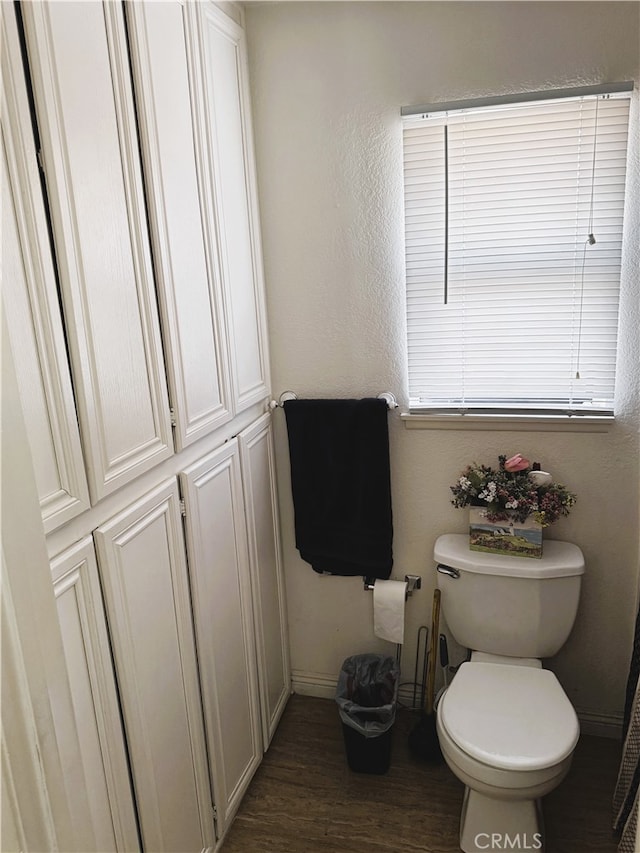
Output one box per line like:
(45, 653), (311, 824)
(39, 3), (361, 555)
(434, 534), (585, 579)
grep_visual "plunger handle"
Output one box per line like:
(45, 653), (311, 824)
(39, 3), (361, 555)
(425, 588), (441, 715)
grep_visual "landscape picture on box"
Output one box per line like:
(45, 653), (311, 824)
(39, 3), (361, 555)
(468, 508), (543, 559)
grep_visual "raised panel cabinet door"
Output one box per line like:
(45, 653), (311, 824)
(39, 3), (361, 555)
(126, 1), (233, 449)
(51, 538), (140, 853)
(194, 2), (271, 413)
(1, 10), (89, 532)
(238, 415), (291, 747)
(180, 440), (262, 836)
(1, 562), (60, 853)
(93, 481), (215, 852)
(21, 1), (173, 502)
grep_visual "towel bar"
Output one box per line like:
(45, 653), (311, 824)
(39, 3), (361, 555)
(269, 391), (398, 410)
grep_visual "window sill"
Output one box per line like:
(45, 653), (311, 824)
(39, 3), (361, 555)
(401, 412), (614, 433)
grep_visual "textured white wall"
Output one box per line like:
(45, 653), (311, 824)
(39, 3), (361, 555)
(245, 1), (640, 728)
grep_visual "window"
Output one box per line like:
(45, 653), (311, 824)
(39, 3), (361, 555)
(402, 85), (632, 417)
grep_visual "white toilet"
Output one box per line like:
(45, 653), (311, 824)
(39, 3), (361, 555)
(434, 533), (585, 853)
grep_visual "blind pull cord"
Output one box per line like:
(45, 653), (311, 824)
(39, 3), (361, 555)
(576, 96), (600, 380)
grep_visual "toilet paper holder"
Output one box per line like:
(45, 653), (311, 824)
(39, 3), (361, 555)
(363, 574), (422, 598)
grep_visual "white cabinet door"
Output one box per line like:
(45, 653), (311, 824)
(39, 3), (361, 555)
(126, 1), (233, 450)
(180, 440), (262, 836)
(1, 12), (89, 533)
(195, 2), (271, 413)
(94, 481), (215, 852)
(51, 539), (140, 852)
(22, 1), (173, 502)
(238, 415), (291, 746)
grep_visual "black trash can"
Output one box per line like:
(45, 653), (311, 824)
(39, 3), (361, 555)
(335, 653), (400, 774)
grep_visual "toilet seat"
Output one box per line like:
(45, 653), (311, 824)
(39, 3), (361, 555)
(438, 661), (579, 772)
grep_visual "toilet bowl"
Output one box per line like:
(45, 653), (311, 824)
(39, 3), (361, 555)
(436, 658), (579, 853)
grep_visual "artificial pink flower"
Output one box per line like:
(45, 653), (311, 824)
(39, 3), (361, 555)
(504, 453), (530, 472)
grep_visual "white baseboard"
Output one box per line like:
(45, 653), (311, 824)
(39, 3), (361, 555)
(292, 670), (624, 740)
(576, 710), (623, 740)
(291, 670), (337, 700)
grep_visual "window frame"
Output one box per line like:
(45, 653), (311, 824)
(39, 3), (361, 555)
(401, 83), (634, 429)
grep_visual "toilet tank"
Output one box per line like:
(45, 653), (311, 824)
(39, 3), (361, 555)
(434, 534), (584, 659)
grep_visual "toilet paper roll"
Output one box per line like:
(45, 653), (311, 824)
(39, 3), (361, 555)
(373, 579), (407, 644)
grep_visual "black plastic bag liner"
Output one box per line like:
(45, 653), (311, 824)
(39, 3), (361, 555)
(336, 654), (400, 738)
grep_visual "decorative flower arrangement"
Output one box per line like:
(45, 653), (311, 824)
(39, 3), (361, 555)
(450, 453), (577, 527)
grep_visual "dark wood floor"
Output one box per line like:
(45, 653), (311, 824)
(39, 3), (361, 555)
(221, 694), (622, 853)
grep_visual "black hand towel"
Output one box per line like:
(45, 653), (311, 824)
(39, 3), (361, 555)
(283, 398), (393, 578)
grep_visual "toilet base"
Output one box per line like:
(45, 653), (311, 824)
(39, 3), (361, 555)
(459, 787), (545, 853)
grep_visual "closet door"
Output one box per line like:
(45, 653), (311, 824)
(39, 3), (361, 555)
(1, 10), (89, 533)
(51, 539), (140, 853)
(94, 481), (215, 852)
(195, 2), (271, 413)
(126, 1), (232, 449)
(21, 1), (173, 502)
(238, 415), (291, 746)
(180, 440), (262, 836)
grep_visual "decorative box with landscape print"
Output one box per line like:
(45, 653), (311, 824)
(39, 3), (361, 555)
(468, 507), (543, 559)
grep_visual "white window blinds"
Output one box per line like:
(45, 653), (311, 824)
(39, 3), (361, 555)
(402, 88), (631, 415)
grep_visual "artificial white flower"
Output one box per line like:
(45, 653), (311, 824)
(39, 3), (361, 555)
(478, 481), (497, 502)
